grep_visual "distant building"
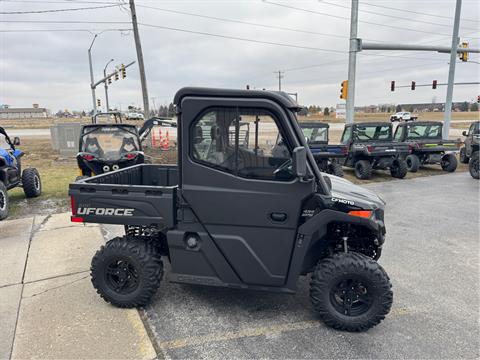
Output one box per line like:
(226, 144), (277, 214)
(0, 105), (50, 119)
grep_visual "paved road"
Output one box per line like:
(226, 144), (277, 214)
(142, 173), (479, 359)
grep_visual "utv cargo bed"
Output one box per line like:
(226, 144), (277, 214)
(69, 164), (178, 226)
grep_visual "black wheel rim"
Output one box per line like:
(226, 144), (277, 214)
(105, 257), (140, 294)
(330, 278), (373, 316)
(0, 190), (6, 211)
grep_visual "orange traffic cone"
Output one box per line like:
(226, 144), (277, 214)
(162, 130), (170, 150)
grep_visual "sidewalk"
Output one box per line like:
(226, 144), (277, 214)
(0, 213), (156, 360)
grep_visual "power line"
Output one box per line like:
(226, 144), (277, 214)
(0, 3), (121, 14)
(263, 1), (479, 39)
(0, 20), (130, 24)
(361, 1), (479, 23)
(138, 22), (348, 54)
(135, 4), (349, 40)
(0, 28), (131, 32)
(320, 1), (477, 31)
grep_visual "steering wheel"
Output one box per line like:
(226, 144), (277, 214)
(273, 158), (292, 174)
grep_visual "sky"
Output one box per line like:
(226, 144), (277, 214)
(1, 0), (479, 112)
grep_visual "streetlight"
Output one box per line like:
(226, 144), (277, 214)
(103, 58), (115, 112)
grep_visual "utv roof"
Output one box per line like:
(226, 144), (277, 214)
(350, 122), (392, 127)
(174, 87), (300, 110)
(396, 121), (442, 127)
(298, 121), (329, 128)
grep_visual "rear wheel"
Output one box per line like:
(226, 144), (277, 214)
(91, 236), (163, 308)
(310, 252), (393, 332)
(0, 182), (9, 220)
(329, 161), (344, 177)
(441, 153), (457, 172)
(390, 159), (408, 179)
(459, 148), (469, 164)
(469, 151), (479, 179)
(22, 168), (41, 198)
(354, 160), (372, 180)
(406, 154), (420, 172)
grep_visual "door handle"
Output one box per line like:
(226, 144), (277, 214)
(270, 212), (287, 222)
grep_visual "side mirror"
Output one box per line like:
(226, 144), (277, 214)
(462, 131), (467, 136)
(13, 137), (20, 146)
(292, 146), (307, 178)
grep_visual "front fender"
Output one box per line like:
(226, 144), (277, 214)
(284, 209), (384, 291)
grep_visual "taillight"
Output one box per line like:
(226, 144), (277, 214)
(71, 195), (76, 215)
(342, 146), (348, 155)
(408, 144), (413, 151)
(125, 152), (137, 160)
(366, 145), (374, 153)
(82, 154), (95, 161)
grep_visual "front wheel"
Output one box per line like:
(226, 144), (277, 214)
(469, 151), (479, 179)
(0, 182), (10, 221)
(459, 148), (469, 164)
(406, 154), (420, 173)
(22, 168), (41, 198)
(328, 161), (344, 177)
(354, 160), (372, 180)
(390, 159), (408, 178)
(310, 252), (393, 332)
(441, 153), (457, 172)
(91, 237), (164, 308)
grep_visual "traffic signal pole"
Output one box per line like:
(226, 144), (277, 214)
(345, 0), (358, 125)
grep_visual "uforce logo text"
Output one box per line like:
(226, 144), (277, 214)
(77, 207), (134, 216)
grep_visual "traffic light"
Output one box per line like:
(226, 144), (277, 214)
(114, 72), (119, 81)
(340, 80), (348, 100)
(96, 99), (101, 107)
(390, 81), (395, 92)
(432, 80), (437, 89)
(121, 64), (126, 79)
(459, 42), (468, 62)
(477, 95), (480, 103)
(108, 77), (112, 85)
(411, 81), (416, 90)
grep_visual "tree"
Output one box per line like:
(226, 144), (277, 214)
(460, 101), (469, 112)
(471, 102), (478, 111)
(323, 107), (330, 116)
(395, 104), (402, 112)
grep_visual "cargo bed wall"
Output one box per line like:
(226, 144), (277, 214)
(70, 164), (178, 227)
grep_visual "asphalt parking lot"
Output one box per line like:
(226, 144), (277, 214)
(138, 172), (479, 359)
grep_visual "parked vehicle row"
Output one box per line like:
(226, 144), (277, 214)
(0, 127), (42, 220)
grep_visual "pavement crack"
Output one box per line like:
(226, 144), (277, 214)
(22, 274), (89, 299)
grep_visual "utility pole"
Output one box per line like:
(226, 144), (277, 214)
(129, 0), (149, 117)
(444, 0), (462, 139)
(88, 34), (98, 116)
(274, 70), (284, 91)
(103, 58), (114, 112)
(346, 0), (359, 124)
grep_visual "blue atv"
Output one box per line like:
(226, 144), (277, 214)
(0, 126), (42, 220)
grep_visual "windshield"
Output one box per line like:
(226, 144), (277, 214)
(0, 134), (10, 149)
(81, 126), (140, 160)
(301, 125), (328, 144)
(406, 124), (442, 139)
(354, 125), (391, 141)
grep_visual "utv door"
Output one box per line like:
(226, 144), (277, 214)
(180, 98), (314, 286)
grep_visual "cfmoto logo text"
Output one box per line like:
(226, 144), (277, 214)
(331, 197), (355, 206)
(77, 207), (134, 216)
